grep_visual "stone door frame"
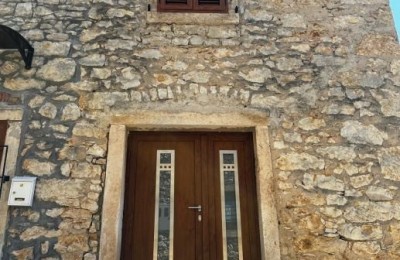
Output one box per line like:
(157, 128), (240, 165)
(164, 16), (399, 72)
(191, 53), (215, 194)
(0, 109), (23, 259)
(99, 110), (281, 260)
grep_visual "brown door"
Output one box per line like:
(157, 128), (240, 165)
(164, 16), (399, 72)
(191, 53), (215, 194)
(0, 121), (7, 162)
(121, 132), (260, 260)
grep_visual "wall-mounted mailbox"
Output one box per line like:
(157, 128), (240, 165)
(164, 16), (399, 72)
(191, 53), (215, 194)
(8, 177), (36, 206)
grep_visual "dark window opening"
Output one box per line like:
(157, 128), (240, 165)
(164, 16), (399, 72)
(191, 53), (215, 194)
(158, 0), (228, 13)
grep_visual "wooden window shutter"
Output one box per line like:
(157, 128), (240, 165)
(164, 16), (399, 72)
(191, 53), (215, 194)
(158, 0), (193, 11)
(158, 0), (227, 12)
(198, 0), (221, 4)
(166, 0), (188, 3)
(194, 0), (227, 12)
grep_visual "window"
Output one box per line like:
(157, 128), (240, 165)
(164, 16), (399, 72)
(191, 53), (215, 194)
(158, 0), (227, 13)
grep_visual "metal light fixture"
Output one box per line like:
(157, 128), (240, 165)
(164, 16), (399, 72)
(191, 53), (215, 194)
(0, 25), (34, 69)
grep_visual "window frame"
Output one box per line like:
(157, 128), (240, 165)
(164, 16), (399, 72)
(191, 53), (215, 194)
(158, 0), (228, 13)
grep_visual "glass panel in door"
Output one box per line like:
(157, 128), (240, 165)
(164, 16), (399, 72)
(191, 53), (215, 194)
(220, 150), (243, 260)
(153, 150), (175, 260)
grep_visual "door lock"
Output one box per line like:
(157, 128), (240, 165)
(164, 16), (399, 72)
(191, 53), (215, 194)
(188, 205), (202, 212)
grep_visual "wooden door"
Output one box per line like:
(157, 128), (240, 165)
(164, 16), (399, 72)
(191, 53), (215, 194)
(121, 132), (260, 260)
(0, 121), (7, 162)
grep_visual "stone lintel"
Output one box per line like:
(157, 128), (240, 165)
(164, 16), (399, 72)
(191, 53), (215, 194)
(111, 110), (268, 129)
(0, 109), (23, 121)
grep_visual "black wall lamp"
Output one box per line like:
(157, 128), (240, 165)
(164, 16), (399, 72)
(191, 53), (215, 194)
(0, 25), (34, 70)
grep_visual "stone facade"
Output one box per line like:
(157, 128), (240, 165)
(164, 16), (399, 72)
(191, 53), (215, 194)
(0, 0), (400, 259)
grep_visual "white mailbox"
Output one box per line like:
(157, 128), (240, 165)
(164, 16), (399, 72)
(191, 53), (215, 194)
(8, 177), (36, 206)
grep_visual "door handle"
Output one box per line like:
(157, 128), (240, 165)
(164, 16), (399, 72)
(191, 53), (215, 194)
(188, 205), (202, 212)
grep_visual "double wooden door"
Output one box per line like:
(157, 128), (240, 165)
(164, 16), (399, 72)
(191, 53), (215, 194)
(122, 132), (261, 260)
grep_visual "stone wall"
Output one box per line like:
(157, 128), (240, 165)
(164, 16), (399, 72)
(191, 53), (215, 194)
(0, 0), (400, 259)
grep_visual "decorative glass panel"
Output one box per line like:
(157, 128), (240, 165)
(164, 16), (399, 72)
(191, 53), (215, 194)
(220, 151), (243, 260)
(154, 150), (175, 260)
(223, 153), (234, 164)
(160, 153), (172, 164)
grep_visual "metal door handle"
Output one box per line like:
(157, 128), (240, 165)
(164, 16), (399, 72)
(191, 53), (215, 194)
(188, 205), (202, 212)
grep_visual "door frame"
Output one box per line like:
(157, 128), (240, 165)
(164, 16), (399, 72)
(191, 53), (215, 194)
(99, 110), (281, 260)
(0, 109), (23, 259)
